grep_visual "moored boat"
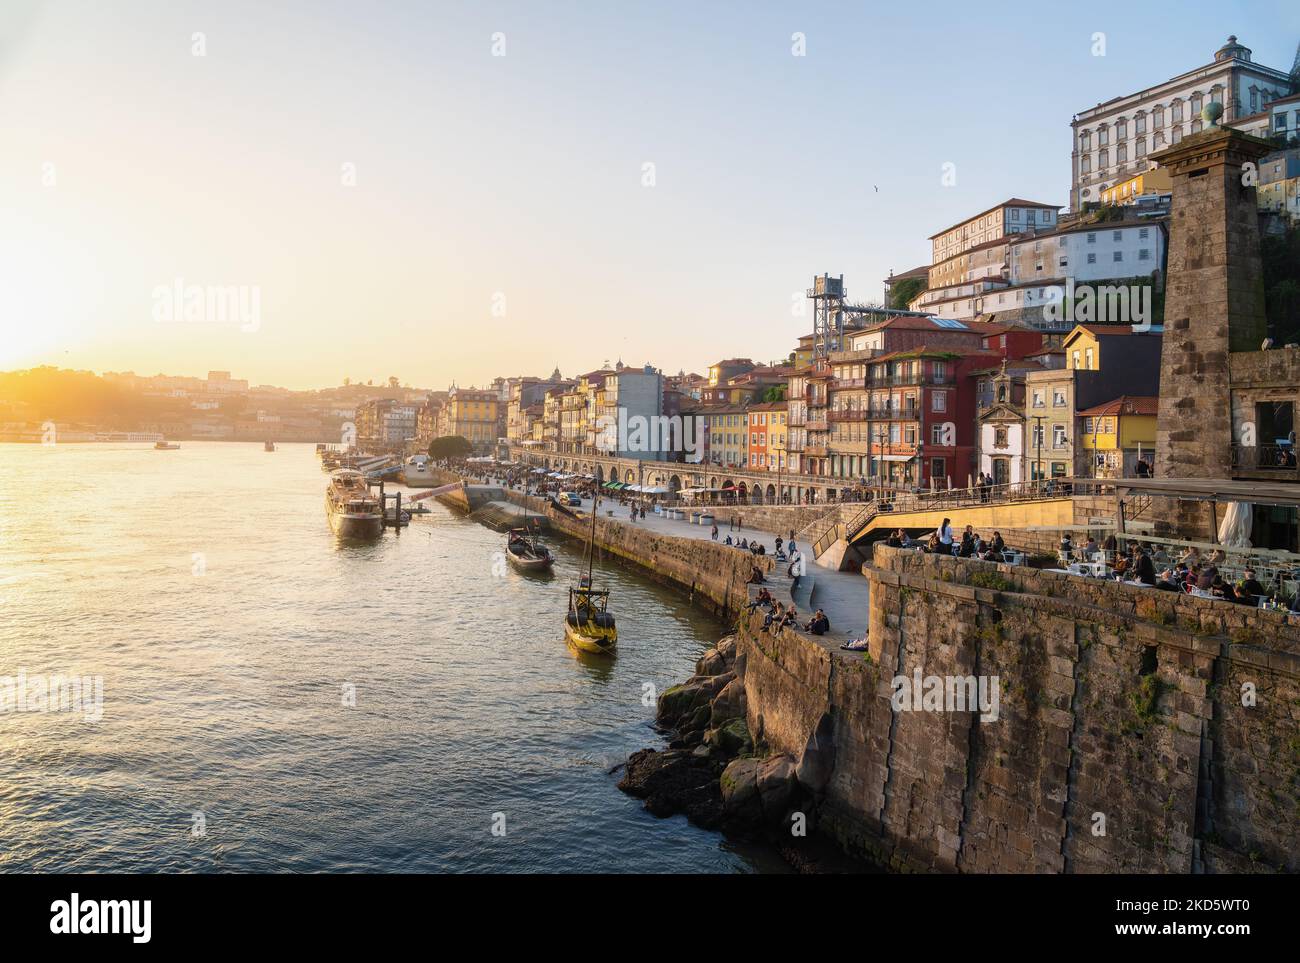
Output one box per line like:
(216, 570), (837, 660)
(325, 468), (384, 539)
(565, 584), (617, 653)
(264, 440), (276, 452)
(564, 491), (616, 654)
(506, 528), (554, 571)
(154, 441), (180, 450)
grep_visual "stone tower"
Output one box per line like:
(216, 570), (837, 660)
(1148, 119), (1272, 537)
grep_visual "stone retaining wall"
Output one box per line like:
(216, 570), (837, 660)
(734, 546), (1300, 873)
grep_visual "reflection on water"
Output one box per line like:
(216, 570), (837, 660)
(0, 442), (781, 872)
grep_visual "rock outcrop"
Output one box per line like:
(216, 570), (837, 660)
(618, 635), (814, 848)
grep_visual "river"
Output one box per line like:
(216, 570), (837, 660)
(0, 442), (783, 872)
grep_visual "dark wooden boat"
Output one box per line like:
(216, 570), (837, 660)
(506, 528), (554, 571)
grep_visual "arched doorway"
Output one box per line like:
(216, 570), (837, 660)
(766, 484), (776, 501)
(595, 465), (604, 484)
(669, 474), (681, 495)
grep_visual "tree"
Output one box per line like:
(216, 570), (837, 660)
(762, 385), (786, 403)
(428, 435), (473, 460)
(888, 277), (926, 311)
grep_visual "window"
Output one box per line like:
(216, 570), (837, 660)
(1050, 462), (1067, 478)
(1072, 350), (1081, 367)
(1032, 389), (1045, 408)
(994, 426), (1008, 448)
(1112, 230), (1122, 241)
(1086, 232), (1096, 244)
(931, 458), (946, 480)
(932, 392), (947, 412)
(931, 424), (947, 445)
(1114, 251), (1123, 262)
(1031, 425), (1044, 447)
(1059, 257), (1068, 267)
(1084, 347), (1094, 368)
(1139, 248), (1150, 261)
(1117, 143), (1127, 163)
(1087, 253), (1097, 264)
(1083, 417), (1094, 435)
(1116, 119), (1127, 139)
(1139, 227), (1149, 239)
(1099, 127), (1109, 146)
(1153, 106), (1164, 127)
(1136, 113), (1146, 134)
(1053, 388), (1067, 407)
(1136, 138), (1146, 158)
(904, 425), (916, 444)
(1081, 154), (1092, 174)
(1172, 101), (1183, 123)
(1052, 424), (1067, 448)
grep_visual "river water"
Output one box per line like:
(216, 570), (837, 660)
(0, 442), (780, 872)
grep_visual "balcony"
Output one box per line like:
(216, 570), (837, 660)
(867, 406), (920, 420)
(829, 409), (866, 423)
(1232, 443), (1300, 481)
(805, 420), (828, 432)
(804, 445), (828, 457)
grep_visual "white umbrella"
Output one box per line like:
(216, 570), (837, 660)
(1217, 501), (1253, 548)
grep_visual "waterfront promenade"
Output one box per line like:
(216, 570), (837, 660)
(569, 493), (869, 642)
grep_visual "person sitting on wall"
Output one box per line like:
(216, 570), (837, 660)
(925, 533), (942, 554)
(747, 564), (765, 585)
(1060, 532), (1074, 557)
(748, 587), (774, 611)
(885, 530), (903, 549)
(763, 602), (784, 632)
(805, 608), (831, 636)
(780, 606), (799, 630)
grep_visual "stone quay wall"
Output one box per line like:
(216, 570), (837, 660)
(735, 546), (1299, 873)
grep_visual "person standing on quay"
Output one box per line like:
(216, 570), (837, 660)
(711, 523), (719, 541)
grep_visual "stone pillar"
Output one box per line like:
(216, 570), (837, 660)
(1149, 125), (1272, 538)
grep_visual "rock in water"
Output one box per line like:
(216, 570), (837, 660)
(709, 677), (747, 726)
(695, 647), (727, 677)
(757, 755), (797, 816)
(619, 748), (723, 827)
(720, 757), (759, 809)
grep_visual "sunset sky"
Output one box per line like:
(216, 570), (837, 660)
(1, 0), (1294, 390)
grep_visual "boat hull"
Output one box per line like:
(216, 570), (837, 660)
(325, 494), (384, 539)
(507, 552), (553, 572)
(564, 620), (616, 655)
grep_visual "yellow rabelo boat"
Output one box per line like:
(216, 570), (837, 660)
(565, 581), (617, 654)
(565, 491), (617, 654)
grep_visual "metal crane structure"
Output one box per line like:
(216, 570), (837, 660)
(807, 272), (933, 360)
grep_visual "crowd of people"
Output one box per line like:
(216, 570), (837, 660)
(882, 518), (1011, 563)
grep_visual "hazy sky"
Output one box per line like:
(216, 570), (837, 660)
(1, 0), (1295, 389)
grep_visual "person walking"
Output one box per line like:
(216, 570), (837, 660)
(711, 523), (719, 541)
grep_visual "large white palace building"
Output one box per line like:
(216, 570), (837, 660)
(1070, 36), (1293, 210)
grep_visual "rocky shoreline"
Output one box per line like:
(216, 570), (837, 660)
(617, 634), (876, 873)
